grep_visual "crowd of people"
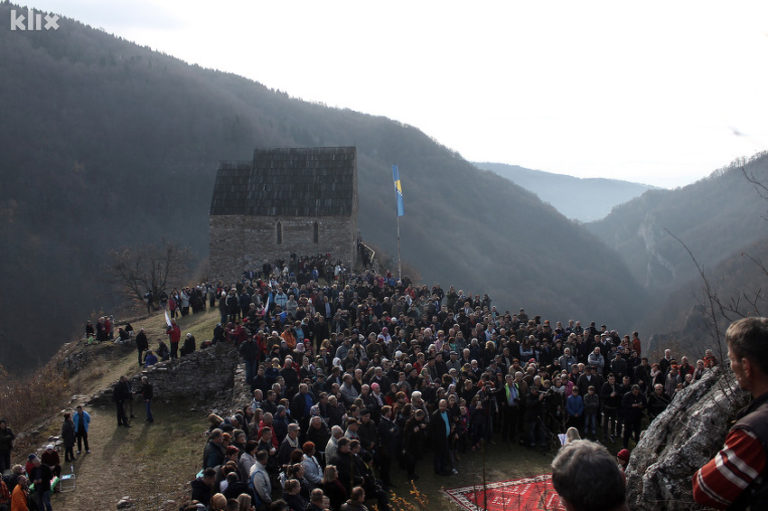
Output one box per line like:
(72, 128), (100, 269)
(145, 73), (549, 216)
(173, 254), (718, 511)
(0, 251), (724, 511)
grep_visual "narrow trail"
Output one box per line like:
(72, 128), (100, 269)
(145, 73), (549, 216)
(52, 403), (204, 510)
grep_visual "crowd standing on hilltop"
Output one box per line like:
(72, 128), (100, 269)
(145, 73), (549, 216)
(0, 252), (721, 511)
(161, 253), (718, 511)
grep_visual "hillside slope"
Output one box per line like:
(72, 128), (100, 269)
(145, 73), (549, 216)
(0, 4), (645, 370)
(475, 162), (656, 222)
(586, 153), (768, 293)
(643, 237), (768, 357)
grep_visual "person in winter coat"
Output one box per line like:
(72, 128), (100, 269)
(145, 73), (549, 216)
(582, 385), (601, 438)
(0, 419), (15, 474)
(565, 386), (584, 433)
(140, 376), (154, 423)
(180, 333), (196, 356)
(135, 328), (149, 367)
(166, 319), (181, 359)
(10, 475), (28, 511)
(61, 413), (76, 462)
(73, 405), (91, 454)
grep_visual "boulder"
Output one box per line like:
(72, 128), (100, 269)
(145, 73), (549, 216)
(116, 496), (134, 509)
(625, 367), (750, 510)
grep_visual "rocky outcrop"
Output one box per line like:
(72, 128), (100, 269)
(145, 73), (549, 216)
(625, 367), (750, 510)
(90, 343), (239, 405)
(56, 339), (134, 376)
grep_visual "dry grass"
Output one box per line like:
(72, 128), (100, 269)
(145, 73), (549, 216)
(387, 481), (430, 511)
(0, 356), (69, 430)
(0, 307), (219, 464)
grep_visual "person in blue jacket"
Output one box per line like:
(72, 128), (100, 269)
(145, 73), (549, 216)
(566, 386), (585, 434)
(73, 405), (91, 454)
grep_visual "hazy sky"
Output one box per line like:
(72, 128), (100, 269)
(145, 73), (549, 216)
(25, 0), (768, 188)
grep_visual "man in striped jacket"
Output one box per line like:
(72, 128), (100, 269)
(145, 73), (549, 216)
(693, 317), (768, 509)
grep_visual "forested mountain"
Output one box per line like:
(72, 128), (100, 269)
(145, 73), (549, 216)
(475, 162), (656, 222)
(586, 153), (768, 356)
(586, 153), (768, 292)
(0, 4), (647, 371)
(643, 237), (768, 357)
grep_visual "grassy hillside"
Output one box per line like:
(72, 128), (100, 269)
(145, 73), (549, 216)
(0, 3), (645, 371)
(475, 162), (656, 222)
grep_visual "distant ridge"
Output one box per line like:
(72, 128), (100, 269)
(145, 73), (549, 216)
(474, 162), (656, 222)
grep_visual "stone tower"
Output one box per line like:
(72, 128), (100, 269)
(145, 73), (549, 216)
(209, 147), (358, 280)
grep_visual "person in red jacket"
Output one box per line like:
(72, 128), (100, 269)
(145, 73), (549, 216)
(166, 319), (181, 359)
(693, 318), (768, 509)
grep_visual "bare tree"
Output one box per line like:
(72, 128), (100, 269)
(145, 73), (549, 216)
(109, 240), (192, 309)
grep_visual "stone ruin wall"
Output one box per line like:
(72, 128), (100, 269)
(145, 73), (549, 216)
(209, 214), (356, 282)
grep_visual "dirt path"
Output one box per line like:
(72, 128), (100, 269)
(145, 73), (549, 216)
(52, 403), (205, 510)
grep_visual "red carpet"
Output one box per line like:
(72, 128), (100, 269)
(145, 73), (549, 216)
(444, 475), (565, 511)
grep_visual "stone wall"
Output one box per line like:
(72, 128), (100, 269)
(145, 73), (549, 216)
(90, 343), (239, 405)
(209, 214), (356, 281)
(625, 367), (750, 510)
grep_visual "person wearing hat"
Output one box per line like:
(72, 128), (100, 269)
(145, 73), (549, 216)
(180, 332), (196, 356)
(40, 444), (61, 478)
(617, 448), (630, 472)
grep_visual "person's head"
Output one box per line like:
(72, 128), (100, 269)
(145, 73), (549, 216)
(323, 464), (338, 482)
(631, 384), (640, 395)
(287, 423), (299, 439)
(202, 467), (217, 487)
(552, 440), (627, 511)
(438, 398), (447, 412)
(726, 317), (768, 393)
(565, 427), (581, 443)
(310, 488), (324, 505)
(209, 493), (227, 511)
(236, 494), (252, 511)
(616, 448), (630, 468)
(337, 437), (350, 453)
(350, 486), (366, 503)
(302, 441), (316, 457)
(654, 383), (664, 395)
(284, 478), (301, 495)
(256, 450), (269, 465)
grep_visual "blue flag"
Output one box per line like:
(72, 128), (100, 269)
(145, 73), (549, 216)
(392, 164), (404, 217)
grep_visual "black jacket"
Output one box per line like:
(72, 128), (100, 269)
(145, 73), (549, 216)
(190, 478), (212, 507)
(135, 331), (148, 351)
(61, 419), (75, 445)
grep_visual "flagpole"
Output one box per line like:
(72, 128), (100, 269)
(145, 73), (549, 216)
(396, 210), (402, 281)
(392, 164), (403, 281)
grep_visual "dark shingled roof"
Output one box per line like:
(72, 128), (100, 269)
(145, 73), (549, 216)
(210, 147), (356, 217)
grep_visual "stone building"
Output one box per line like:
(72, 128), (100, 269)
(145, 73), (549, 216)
(209, 146), (358, 280)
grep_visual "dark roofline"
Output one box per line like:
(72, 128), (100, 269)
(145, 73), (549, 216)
(210, 147), (357, 217)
